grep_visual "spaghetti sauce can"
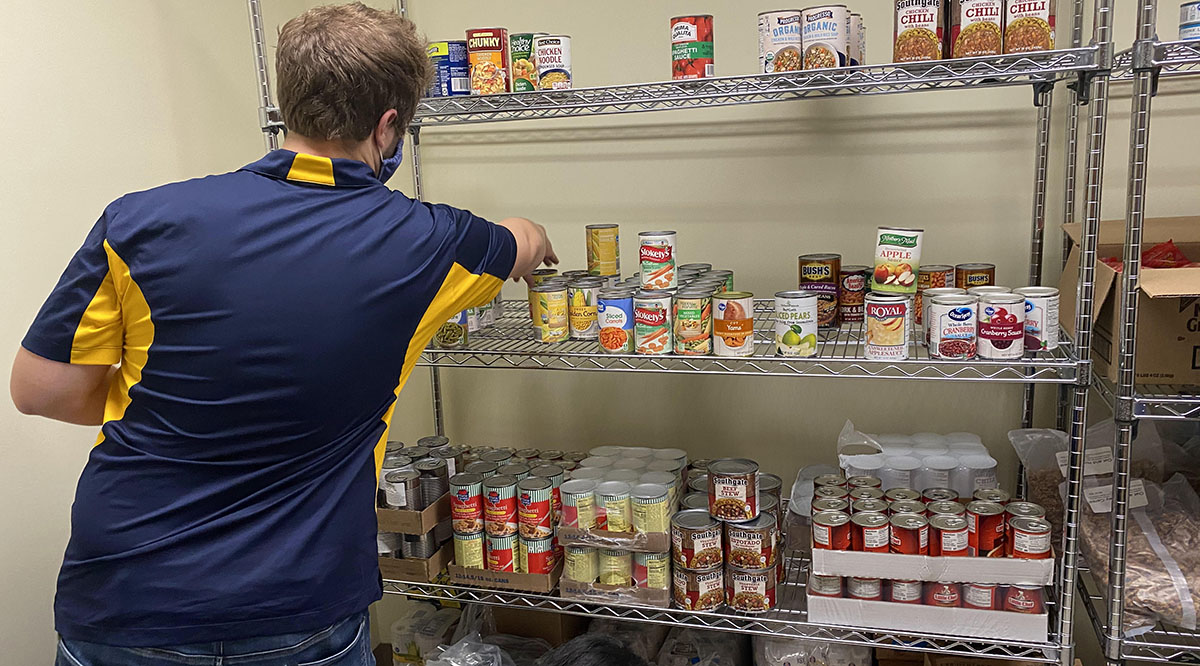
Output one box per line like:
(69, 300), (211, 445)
(839, 265), (869, 323)
(466, 28), (511, 95)
(483, 475), (519, 537)
(597, 288), (635, 353)
(634, 290), (673, 355)
(486, 533), (517, 572)
(798, 254), (841, 328)
(671, 15), (715, 80)
(519, 536), (557, 574)
(714, 292), (755, 357)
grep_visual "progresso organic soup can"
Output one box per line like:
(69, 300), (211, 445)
(466, 27), (511, 95)
(801, 5), (850, 69)
(671, 15), (715, 80)
(758, 10), (804, 73)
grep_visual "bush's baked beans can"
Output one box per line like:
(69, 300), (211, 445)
(708, 458), (759, 521)
(1009, 516), (1052, 559)
(929, 294), (978, 359)
(774, 290), (819, 357)
(533, 35), (572, 90)
(864, 293), (912, 360)
(925, 582), (962, 607)
(466, 28), (511, 95)
(634, 289), (673, 355)
(565, 545), (598, 582)
(894, 0), (944, 62)
(962, 583), (1000, 610)
(890, 579), (924, 604)
(978, 293), (1026, 360)
(916, 264), (954, 328)
(1004, 585), (1046, 613)
(759, 10), (804, 73)
(1004, 0), (1055, 53)
(955, 263), (995, 289)
(454, 530), (485, 569)
(927, 500), (966, 517)
(851, 511), (890, 552)
(812, 510), (852, 550)
(929, 514), (968, 556)
(889, 512), (929, 554)
(487, 532), (517, 572)
(483, 475), (519, 537)
(597, 288), (635, 353)
(673, 289), (713, 355)
(849, 13), (865, 65)
(726, 566), (777, 613)
(598, 548), (632, 585)
(568, 280), (602, 341)
(519, 535), (556, 574)
(950, 0), (1003, 57)
(848, 576), (883, 601)
(809, 573), (844, 598)
(798, 254), (841, 328)
(531, 283), (569, 342)
(671, 15), (715, 80)
(801, 5), (850, 69)
(517, 477), (553, 540)
(714, 292), (755, 357)
(634, 552), (671, 590)
(427, 41), (470, 97)
(839, 265), (869, 323)
(450, 473), (485, 535)
(674, 566), (724, 610)
(596, 481), (632, 532)
(851, 498), (888, 515)
(1015, 286), (1060, 352)
(966, 500), (1006, 556)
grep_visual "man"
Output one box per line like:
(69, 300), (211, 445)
(11, 4), (555, 665)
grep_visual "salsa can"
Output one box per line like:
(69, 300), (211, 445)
(798, 254), (841, 328)
(864, 293), (911, 360)
(812, 510), (852, 550)
(726, 566), (777, 613)
(466, 28), (511, 95)
(774, 290), (820, 357)
(1015, 286), (1060, 352)
(951, 0), (1003, 57)
(597, 288), (635, 353)
(673, 566), (724, 610)
(925, 582), (962, 607)
(889, 512), (929, 555)
(929, 294), (978, 359)
(639, 231), (677, 289)
(759, 10), (804, 73)
(599, 548), (632, 585)
(1004, 0), (1056, 53)
(483, 475), (519, 537)
(894, 0), (944, 62)
(801, 5), (850, 69)
(450, 473), (485, 534)
(674, 289), (713, 355)
(847, 576), (883, 601)
(509, 33), (543, 92)
(454, 530), (485, 569)
(519, 535), (557, 574)
(714, 292), (755, 357)
(671, 15), (715, 80)
(427, 41), (469, 97)
(929, 514), (969, 556)
(586, 224), (620, 276)
(633, 551), (671, 590)
(809, 573), (844, 598)
(955, 263), (995, 289)
(634, 290), (673, 355)
(1004, 585), (1046, 614)
(533, 35), (572, 90)
(708, 458), (759, 520)
(978, 293), (1026, 360)
(487, 533), (518, 572)
(565, 545), (598, 583)
(872, 227), (923, 294)
(966, 500), (1006, 557)
(891, 579), (924, 604)
(839, 265), (869, 323)
(531, 283), (569, 343)
(672, 509), (723, 569)
(851, 511), (890, 552)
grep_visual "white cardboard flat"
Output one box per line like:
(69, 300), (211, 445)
(807, 594), (1049, 643)
(811, 549), (1054, 585)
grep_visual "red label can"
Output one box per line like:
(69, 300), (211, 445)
(1004, 585), (1046, 614)
(484, 476), (518, 537)
(889, 513), (929, 555)
(847, 576), (883, 601)
(851, 512), (890, 553)
(963, 583), (1000, 610)
(839, 265), (869, 323)
(890, 579), (924, 604)
(966, 500), (1006, 557)
(851, 498), (889, 515)
(486, 533), (517, 572)
(1009, 516), (1052, 560)
(670, 15), (715, 80)
(929, 514), (968, 557)
(450, 473), (484, 534)
(517, 478), (553, 540)
(926, 500), (966, 517)
(924, 582), (962, 607)
(889, 499), (927, 516)
(1004, 502), (1048, 557)
(812, 510), (852, 550)
(809, 573), (844, 598)
(519, 535), (556, 574)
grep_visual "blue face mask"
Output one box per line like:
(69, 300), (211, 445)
(377, 137), (404, 183)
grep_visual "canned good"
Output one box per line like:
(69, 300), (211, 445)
(891, 579), (924, 604)
(798, 254), (841, 328)
(483, 475), (519, 537)
(759, 10), (804, 73)
(634, 289), (673, 355)
(565, 545), (599, 583)
(726, 566), (777, 613)
(851, 512), (890, 553)
(978, 293), (1026, 360)
(703, 269), (735, 293)
(815, 474), (848, 488)
(915, 264), (952, 331)
(921, 287), (966, 344)
(533, 35), (572, 90)
(383, 470), (420, 510)
(849, 487), (885, 501)
(889, 512), (929, 555)
(864, 293), (912, 360)
(815, 487), (850, 507)
(927, 500), (966, 517)
(894, 0), (944, 62)
(633, 552), (671, 590)
(427, 41), (469, 97)
(466, 28), (511, 95)
(674, 289), (713, 355)
(639, 231), (677, 290)
(1185, 21), (1200, 40)
(847, 576), (883, 601)
(812, 510), (852, 550)
(839, 265), (869, 323)
(449, 473), (485, 534)
(597, 288), (635, 353)
(531, 283), (569, 343)
(950, 0), (1003, 57)
(1185, 1), (1200, 24)
(726, 515), (778, 568)
(929, 294), (978, 359)
(873, 227), (923, 294)
(599, 548), (632, 585)
(1004, 585), (1046, 613)
(713, 291), (755, 357)
(631, 483), (670, 533)
(774, 290), (819, 357)
(681, 493), (709, 511)
(509, 33), (543, 92)
(596, 481), (632, 532)
(849, 13), (865, 65)
(966, 500), (1006, 557)
(955, 263), (995, 289)
(1005, 501), (1046, 522)
(517, 477), (553, 540)
(401, 532), (436, 559)
(851, 498), (888, 515)
(672, 509), (723, 569)
(759, 472), (783, 501)
(519, 535), (557, 574)
(415, 458), (449, 509)
(809, 573), (844, 598)
(674, 566), (725, 610)
(486, 533), (517, 572)
(929, 514), (969, 556)
(963, 583), (1000, 610)
(568, 281), (601, 340)
(813, 497), (851, 514)
(847, 476), (882, 489)
(464, 461), (500, 479)
(1009, 516), (1052, 560)
(431, 446), (464, 477)
(671, 15), (715, 80)
(454, 531), (485, 569)
(925, 582), (962, 607)
(974, 488), (1010, 505)
(708, 458), (759, 520)
(801, 5), (850, 69)
(1004, 0), (1055, 53)
(560, 478), (598, 529)
(885, 488), (922, 502)
(1015, 286), (1060, 352)
(585, 224), (620, 277)
(922, 488), (959, 503)
(434, 311), (469, 349)
(498, 463), (530, 481)
(890, 499), (926, 516)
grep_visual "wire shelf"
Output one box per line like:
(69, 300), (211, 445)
(383, 551), (1060, 662)
(418, 300), (1080, 382)
(1112, 40), (1200, 81)
(1091, 375), (1200, 421)
(412, 48), (1097, 126)
(1079, 564), (1200, 663)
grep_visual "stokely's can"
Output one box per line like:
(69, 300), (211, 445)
(773, 290), (818, 357)
(1004, 0), (1056, 53)
(631, 483), (671, 533)
(427, 41), (470, 98)
(517, 477), (553, 540)
(847, 576), (883, 601)
(597, 288), (635, 353)
(839, 265), (869, 323)
(1015, 286), (1060, 352)
(1004, 585), (1046, 614)
(851, 498), (888, 515)
(560, 478), (597, 528)
(596, 481), (632, 532)
(894, 0), (944, 62)
(929, 514), (968, 556)
(851, 511), (890, 553)
(486, 532), (518, 572)
(450, 473), (485, 534)
(519, 535), (557, 574)
(634, 289), (673, 355)
(924, 582), (962, 607)
(963, 583), (1000, 610)
(639, 231), (677, 290)
(890, 579), (924, 604)
(531, 283), (569, 343)
(673, 566), (725, 610)
(950, 0), (1003, 57)
(454, 530), (486, 569)
(889, 499), (927, 517)
(509, 33), (543, 92)
(812, 510), (852, 550)
(483, 475), (519, 537)
(586, 224), (620, 277)
(466, 28), (511, 95)
(798, 254), (841, 328)
(598, 548), (632, 585)
(929, 294), (978, 359)
(889, 512), (929, 555)
(873, 227), (923, 294)
(725, 566), (777, 613)
(673, 288), (713, 355)
(568, 280), (602, 341)
(758, 10), (804, 73)
(915, 264), (954, 328)
(726, 515), (778, 568)
(1009, 516), (1052, 560)
(978, 293), (1026, 360)
(864, 293), (912, 360)
(708, 458), (759, 521)
(808, 573), (844, 598)
(633, 551), (671, 590)
(714, 292), (755, 357)
(966, 500), (1006, 556)
(565, 545), (598, 583)
(926, 500), (966, 517)
(801, 5), (850, 69)
(671, 15), (715, 80)
(955, 263), (996, 289)
(671, 509), (723, 569)
(533, 34), (572, 90)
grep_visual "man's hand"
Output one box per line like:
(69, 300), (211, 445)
(498, 217), (559, 285)
(10, 348), (115, 426)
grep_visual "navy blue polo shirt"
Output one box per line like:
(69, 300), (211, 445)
(22, 150), (516, 646)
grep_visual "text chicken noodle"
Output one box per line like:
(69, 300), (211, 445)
(894, 0), (944, 62)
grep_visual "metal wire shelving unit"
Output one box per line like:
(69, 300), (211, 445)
(243, 1), (1121, 664)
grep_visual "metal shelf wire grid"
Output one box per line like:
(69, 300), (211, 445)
(1112, 40), (1200, 81)
(418, 300), (1080, 382)
(384, 550), (1059, 663)
(413, 48), (1098, 125)
(1080, 563), (1200, 663)
(1091, 374), (1200, 421)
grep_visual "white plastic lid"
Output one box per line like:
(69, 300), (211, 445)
(875, 434), (913, 447)
(844, 453), (885, 471)
(945, 432), (983, 445)
(911, 433), (946, 447)
(885, 455), (921, 471)
(961, 454), (998, 470)
(923, 455), (958, 471)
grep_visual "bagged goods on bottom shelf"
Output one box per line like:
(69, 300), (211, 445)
(657, 627), (749, 666)
(754, 636), (871, 666)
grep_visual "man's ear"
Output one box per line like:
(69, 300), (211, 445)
(375, 109), (400, 150)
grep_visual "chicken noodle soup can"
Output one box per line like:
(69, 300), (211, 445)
(466, 28), (511, 95)
(929, 294), (978, 360)
(568, 281), (601, 340)
(774, 291), (819, 357)
(586, 224), (620, 276)
(634, 290), (673, 355)
(673, 289), (713, 355)
(801, 5), (850, 69)
(454, 530), (486, 569)
(427, 41), (469, 97)
(519, 536), (556, 575)
(714, 292), (755, 357)
(1004, 0), (1055, 53)
(839, 265), (869, 323)
(798, 254), (841, 328)
(639, 231), (677, 289)
(951, 0), (1003, 57)
(597, 288), (635, 353)
(978, 293), (1026, 360)
(633, 552), (671, 590)
(864, 293), (911, 360)
(487, 533), (517, 572)
(565, 546), (598, 582)
(533, 35), (572, 90)
(894, 0), (944, 62)
(1015, 286), (1060, 351)
(599, 548), (632, 585)
(671, 15), (715, 80)
(873, 227), (923, 294)
(509, 33), (542, 92)
(759, 10), (804, 73)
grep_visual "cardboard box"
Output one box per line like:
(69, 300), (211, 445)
(556, 526), (670, 553)
(810, 549), (1054, 586)
(492, 607), (589, 646)
(378, 541), (453, 583)
(1061, 217), (1200, 385)
(924, 657), (1043, 666)
(377, 494), (451, 535)
(448, 561), (562, 593)
(807, 593), (1048, 643)
(559, 577), (672, 607)
(373, 643), (392, 665)
(876, 647), (925, 662)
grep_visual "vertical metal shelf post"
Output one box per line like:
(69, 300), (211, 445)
(408, 126), (446, 437)
(1022, 83), (1055, 439)
(1106, 1), (1159, 663)
(1058, 0), (1088, 432)
(246, 0), (282, 151)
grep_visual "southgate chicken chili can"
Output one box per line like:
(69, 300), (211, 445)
(894, 0), (944, 62)
(950, 0), (1004, 57)
(1005, 0), (1056, 53)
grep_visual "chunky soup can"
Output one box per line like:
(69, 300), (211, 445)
(466, 28), (511, 95)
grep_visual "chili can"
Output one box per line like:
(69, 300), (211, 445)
(955, 263), (996, 289)
(565, 545), (598, 583)
(1015, 286), (1060, 352)
(597, 288), (635, 353)
(963, 583), (1000, 610)
(809, 574), (844, 598)
(531, 283), (569, 343)
(533, 35), (572, 90)
(714, 291), (755, 357)
(1004, 585), (1046, 614)
(509, 33), (543, 92)
(708, 458), (759, 520)
(812, 510), (852, 550)
(891, 579), (924, 604)
(426, 41), (469, 98)
(674, 566), (724, 610)
(568, 280), (602, 340)
(672, 509), (723, 569)
(634, 290), (673, 355)
(671, 15), (715, 80)
(598, 548), (631, 585)
(929, 514), (969, 556)
(560, 478), (598, 529)
(586, 224), (620, 277)
(1004, 0), (1056, 53)
(851, 511), (890, 553)
(519, 535), (557, 575)
(864, 293), (912, 360)
(978, 293), (1026, 360)
(758, 10), (804, 73)
(449, 473), (485, 534)
(726, 566), (777, 613)
(839, 265), (869, 323)
(798, 254), (841, 328)
(774, 290), (819, 357)
(966, 500), (1006, 556)
(726, 515), (778, 568)
(951, 0), (1003, 57)
(801, 5), (850, 69)
(894, 0), (944, 62)
(631, 483), (671, 533)
(673, 288), (713, 355)
(454, 530), (486, 569)
(466, 28), (511, 95)
(486, 533), (518, 572)
(1009, 516), (1052, 560)
(925, 582), (962, 607)
(483, 475), (519, 537)
(596, 481), (632, 532)
(847, 576), (883, 601)
(889, 512), (929, 555)
(633, 552), (671, 590)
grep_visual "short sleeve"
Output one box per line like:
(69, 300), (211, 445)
(426, 204), (517, 313)
(22, 204), (124, 365)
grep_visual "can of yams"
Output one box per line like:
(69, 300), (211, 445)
(714, 292), (755, 357)
(889, 512), (929, 555)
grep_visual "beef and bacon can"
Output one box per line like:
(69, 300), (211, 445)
(978, 293), (1026, 360)
(847, 576), (883, 601)
(466, 28), (511, 95)
(454, 530), (485, 569)
(714, 292), (755, 357)
(812, 510), (852, 550)
(483, 475), (519, 537)
(798, 254), (841, 328)
(774, 290), (819, 357)
(950, 0), (1003, 57)
(639, 231), (677, 290)
(955, 263), (995, 289)
(519, 535), (557, 574)
(450, 473), (485, 534)
(929, 294), (978, 360)
(915, 264), (953, 329)
(487, 532), (518, 572)
(801, 5), (850, 69)
(1004, 0), (1056, 53)
(929, 514), (968, 556)
(1015, 286), (1060, 351)
(634, 289), (673, 355)
(891, 580), (924, 604)
(851, 511), (890, 552)
(758, 10), (804, 73)
(674, 288), (713, 355)
(671, 15), (715, 80)
(597, 288), (635, 353)
(966, 500), (1006, 556)
(533, 35), (572, 90)
(894, 0), (944, 62)
(925, 582), (962, 607)
(1009, 516), (1052, 559)
(889, 512), (929, 554)
(864, 293), (912, 360)
(839, 265), (869, 323)
(809, 573), (844, 598)
(586, 224), (620, 277)
(427, 41), (469, 98)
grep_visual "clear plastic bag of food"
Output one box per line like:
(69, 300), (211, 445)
(425, 634), (513, 666)
(657, 627), (750, 666)
(586, 618), (668, 662)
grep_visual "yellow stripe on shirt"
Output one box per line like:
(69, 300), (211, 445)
(94, 240), (156, 446)
(70, 269), (123, 365)
(285, 154), (336, 186)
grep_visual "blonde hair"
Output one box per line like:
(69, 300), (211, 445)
(276, 3), (431, 142)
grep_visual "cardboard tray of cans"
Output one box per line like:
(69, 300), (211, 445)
(378, 541), (453, 583)
(378, 493), (451, 535)
(810, 549), (1055, 586)
(555, 526), (670, 553)
(806, 592), (1048, 643)
(448, 561), (563, 594)
(559, 577), (672, 607)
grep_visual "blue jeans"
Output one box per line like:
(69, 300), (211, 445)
(55, 611), (372, 666)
